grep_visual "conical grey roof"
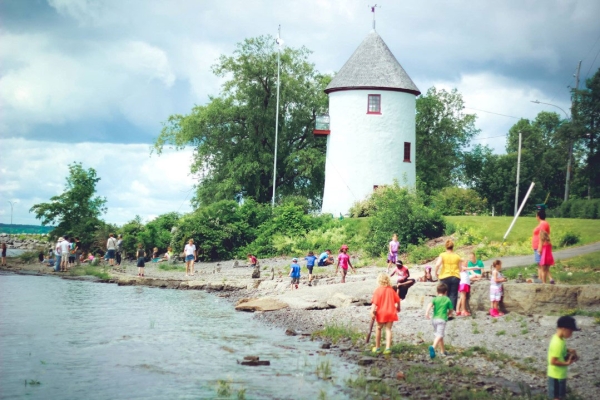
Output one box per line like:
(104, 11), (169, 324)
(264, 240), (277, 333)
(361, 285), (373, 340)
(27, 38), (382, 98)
(325, 31), (420, 96)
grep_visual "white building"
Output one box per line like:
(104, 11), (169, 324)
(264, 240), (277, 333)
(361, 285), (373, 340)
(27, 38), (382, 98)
(319, 30), (421, 216)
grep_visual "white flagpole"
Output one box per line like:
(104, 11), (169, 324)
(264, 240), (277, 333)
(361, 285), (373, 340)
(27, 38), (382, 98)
(503, 182), (535, 241)
(271, 25), (281, 207)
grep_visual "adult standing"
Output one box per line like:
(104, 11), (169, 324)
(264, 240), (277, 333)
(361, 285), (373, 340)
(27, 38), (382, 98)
(106, 233), (117, 267)
(434, 239), (461, 310)
(532, 209), (553, 284)
(116, 234), (123, 266)
(183, 239), (197, 277)
(74, 237), (82, 266)
(60, 235), (70, 272)
(54, 237), (63, 272)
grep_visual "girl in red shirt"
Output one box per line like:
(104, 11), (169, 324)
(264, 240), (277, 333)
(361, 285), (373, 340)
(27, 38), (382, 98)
(370, 273), (401, 355)
(538, 230), (555, 284)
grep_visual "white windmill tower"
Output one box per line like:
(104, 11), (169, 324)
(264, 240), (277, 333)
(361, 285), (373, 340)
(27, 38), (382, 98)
(317, 8), (421, 216)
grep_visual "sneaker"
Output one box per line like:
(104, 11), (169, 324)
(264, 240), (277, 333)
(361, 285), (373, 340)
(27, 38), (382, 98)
(489, 308), (498, 317)
(550, 279), (555, 284)
(383, 348), (391, 355)
(372, 347), (381, 354)
(308, 282), (312, 287)
(429, 345), (436, 359)
(456, 311), (463, 316)
(440, 352), (448, 357)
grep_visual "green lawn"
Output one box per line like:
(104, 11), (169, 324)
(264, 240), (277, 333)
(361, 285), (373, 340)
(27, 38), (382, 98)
(446, 216), (600, 246)
(502, 251), (600, 285)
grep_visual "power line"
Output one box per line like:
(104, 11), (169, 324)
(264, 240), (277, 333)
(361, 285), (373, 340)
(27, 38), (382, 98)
(583, 31), (600, 79)
(585, 46), (600, 80)
(464, 107), (521, 119)
(471, 134), (508, 142)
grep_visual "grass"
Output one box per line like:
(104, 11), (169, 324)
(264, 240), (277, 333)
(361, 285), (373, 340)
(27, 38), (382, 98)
(445, 216), (600, 246)
(346, 372), (404, 400)
(18, 250), (41, 263)
(312, 323), (364, 344)
(496, 330), (506, 336)
(68, 266), (110, 280)
(158, 264), (185, 271)
(216, 380), (232, 397)
(315, 360), (332, 379)
(503, 251), (600, 284)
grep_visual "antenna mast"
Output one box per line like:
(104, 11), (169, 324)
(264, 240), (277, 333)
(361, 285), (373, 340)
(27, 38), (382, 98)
(369, 4), (380, 30)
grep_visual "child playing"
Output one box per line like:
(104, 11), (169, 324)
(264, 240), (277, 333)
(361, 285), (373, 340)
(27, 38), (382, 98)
(456, 261), (471, 316)
(547, 316), (580, 400)
(490, 260), (506, 317)
(335, 244), (355, 283)
(466, 252), (483, 281)
(317, 249), (334, 266)
(304, 251), (318, 286)
(370, 273), (401, 355)
(418, 266), (436, 282)
(136, 244), (146, 277)
(425, 283), (454, 358)
(289, 258), (301, 290)
(390, 260), (415, 300)
(538, 230), (555, 284)
(387, 234), (400, 273)
(247, 253), (258, 268)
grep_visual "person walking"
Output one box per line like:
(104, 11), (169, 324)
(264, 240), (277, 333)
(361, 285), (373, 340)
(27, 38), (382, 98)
(533, 209), (554, 284)
(116, 234), (123, 266)
(434, 239), (461, 310)
(1, 243), (7, 266)
(106, 233), (118, 267)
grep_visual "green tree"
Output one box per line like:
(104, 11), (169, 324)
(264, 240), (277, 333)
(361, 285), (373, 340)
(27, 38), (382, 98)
(155, 35), (331, 207)
(30, 163), (107, 246)
(416, 87), (480, 194)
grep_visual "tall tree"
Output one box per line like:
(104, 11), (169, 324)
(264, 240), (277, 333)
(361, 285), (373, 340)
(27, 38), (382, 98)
(416, 87), (480, 194)
(155, 35), (331, 207)
(30, 163), (107, 246)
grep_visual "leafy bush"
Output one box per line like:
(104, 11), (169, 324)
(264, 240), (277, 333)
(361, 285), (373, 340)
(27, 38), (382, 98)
(432, 186), (488, 216)
(558, 231), (580, 247)
(555, 199), (600, 219)
(349, 197), (375, 217)
(18, 250), (40, 263)
(406, 243), (444, 264)
(365, 183), (445, 256)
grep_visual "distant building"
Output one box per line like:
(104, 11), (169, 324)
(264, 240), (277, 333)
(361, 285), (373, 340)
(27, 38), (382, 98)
(318, 30), (420, 216)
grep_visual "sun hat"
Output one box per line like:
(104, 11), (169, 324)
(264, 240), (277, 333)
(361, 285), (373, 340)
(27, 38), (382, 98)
(292, 258), (298, 262)
(557, 316), (581, 331)
(341, 244), (349, 250)
(395, 260), (404, 266)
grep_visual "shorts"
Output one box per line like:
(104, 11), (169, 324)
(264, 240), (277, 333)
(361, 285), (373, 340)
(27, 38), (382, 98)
(185, 254), (195, 262)
(137, 257), (145, 268)
(490, 287), (503, 302)
(291, 277), (300, 285)
(387, 251), (398, 263)
(547, 377), (567, 399)
(69, 255), (75, 263)
(458, 283), (470, 293)
(307, 266), (314, 274)
(341, 268), (348, 276)
(534, 249), (541, 264)
(107, 249), (116, 259)
(432, 318), (446, 338)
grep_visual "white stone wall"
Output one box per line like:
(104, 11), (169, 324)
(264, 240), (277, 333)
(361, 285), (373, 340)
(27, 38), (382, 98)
(321, 90), (416, 216)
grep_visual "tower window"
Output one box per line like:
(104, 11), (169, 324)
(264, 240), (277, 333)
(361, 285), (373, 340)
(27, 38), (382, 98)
(403, 142), (411, 162)
(367, 94), (381, 114)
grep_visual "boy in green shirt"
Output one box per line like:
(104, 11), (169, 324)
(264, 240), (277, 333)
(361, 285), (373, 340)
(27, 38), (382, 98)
(547, 316), (580, 400)
(425, 283), (454, 358)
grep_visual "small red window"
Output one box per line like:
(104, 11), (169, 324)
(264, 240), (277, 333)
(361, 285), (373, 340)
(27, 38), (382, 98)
(403, 142), (411, 162)
(367, 94), (381, 114)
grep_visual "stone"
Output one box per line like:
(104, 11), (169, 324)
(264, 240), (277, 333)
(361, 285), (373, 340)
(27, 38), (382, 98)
(234, 297), (288, 312)
(243, 356), (259, 361)
(285, 329), (297, 336)
(326, 293), (355, 308)
(321, 343), (331, 349)
(232, 260), (239, 268)
(240, 360), (270, 366)
(357, 357), (376, 366)
(396, 371), (405, 380)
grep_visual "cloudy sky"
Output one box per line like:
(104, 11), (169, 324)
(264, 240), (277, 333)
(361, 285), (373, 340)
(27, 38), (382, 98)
(1, 0), (599, 225)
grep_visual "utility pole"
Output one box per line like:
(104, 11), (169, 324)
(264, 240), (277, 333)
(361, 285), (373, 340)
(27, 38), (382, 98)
(565, 60), (581, 202)
(514, 131), (522, 216)
(7, 201), (14, 225)
(271, 25), (282, 207)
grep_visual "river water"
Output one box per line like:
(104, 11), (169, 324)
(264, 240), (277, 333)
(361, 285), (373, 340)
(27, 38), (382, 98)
(0, 273), (356, 399)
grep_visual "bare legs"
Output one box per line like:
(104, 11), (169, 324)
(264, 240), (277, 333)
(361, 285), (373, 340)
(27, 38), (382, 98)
(375, 322), (393, 350)
(433, 335), (445, 354)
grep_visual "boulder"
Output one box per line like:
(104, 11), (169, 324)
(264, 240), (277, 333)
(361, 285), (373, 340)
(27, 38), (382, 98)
(235, 297), (288, 312)
(326, 293), (355, 308)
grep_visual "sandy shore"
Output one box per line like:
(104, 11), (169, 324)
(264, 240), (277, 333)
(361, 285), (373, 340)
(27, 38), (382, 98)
(3, 256), (599, 399)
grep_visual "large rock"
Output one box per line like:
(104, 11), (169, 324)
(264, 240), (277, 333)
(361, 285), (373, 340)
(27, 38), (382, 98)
(235, 297), (289, 312)
(326, 293), (355, 308)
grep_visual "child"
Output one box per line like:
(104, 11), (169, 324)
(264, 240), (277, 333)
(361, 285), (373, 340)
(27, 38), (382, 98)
(387, 234), (400, 273)
(370, 273), (401, 355)
(304, 251), (318, 286)
(466, 252), (483, 281)
(425, 283), (454, 358)
(289, 258), (301, 290)
(1, 243), (6, 266)
(184, 239), (197, 276)
(136, 244), (146, 277)
(547, 316), (580, 400)
(152, 247), (160, 262)
(539, 230), (555, 284)
(490, 260), (506, 317)
(456, 261), (471, 316)
(390, 260), (415, 300)
(68, 238), (76, 268)
(418, 266), (436, 282)
(335, 244), (355, 283)
(317, 249), (334, 266)
(247, 253), (258, 268)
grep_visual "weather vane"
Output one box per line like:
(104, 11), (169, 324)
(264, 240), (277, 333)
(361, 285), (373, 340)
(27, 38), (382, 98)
(368, 4), (380, 30)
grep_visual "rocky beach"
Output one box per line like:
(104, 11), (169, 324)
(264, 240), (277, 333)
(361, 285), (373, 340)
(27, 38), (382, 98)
(2, 255), (599, 399)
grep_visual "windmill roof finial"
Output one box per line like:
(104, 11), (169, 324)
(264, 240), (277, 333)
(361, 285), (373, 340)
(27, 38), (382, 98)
(369, 4), (379, 30)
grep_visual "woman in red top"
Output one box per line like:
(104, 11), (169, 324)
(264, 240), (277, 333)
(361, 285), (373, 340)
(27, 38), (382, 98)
(370, 273), (401, 355)
(532, 209), (554, 284)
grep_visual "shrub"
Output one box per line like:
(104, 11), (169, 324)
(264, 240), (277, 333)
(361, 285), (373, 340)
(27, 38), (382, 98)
(558, 231), (580, 247)
(365, 183), (445, 256)
(432, 186), (488, 216)
(349, 197), (375, 217)
(406, 244), (444, 264)
(556, 199), (600, 219)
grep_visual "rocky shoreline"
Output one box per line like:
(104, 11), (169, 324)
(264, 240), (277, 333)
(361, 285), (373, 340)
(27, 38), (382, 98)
(2, 256), (599, 399)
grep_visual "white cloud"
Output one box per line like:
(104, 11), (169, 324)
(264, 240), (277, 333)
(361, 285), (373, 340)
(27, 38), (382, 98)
(0, 139), (195, 225)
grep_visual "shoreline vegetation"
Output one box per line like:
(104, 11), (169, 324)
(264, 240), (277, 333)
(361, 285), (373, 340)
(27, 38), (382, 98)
(3, 239), (599, 399)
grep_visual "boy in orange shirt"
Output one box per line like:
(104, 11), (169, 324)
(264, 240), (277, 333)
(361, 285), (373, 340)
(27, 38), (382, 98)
(370, 273), (401, 355)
